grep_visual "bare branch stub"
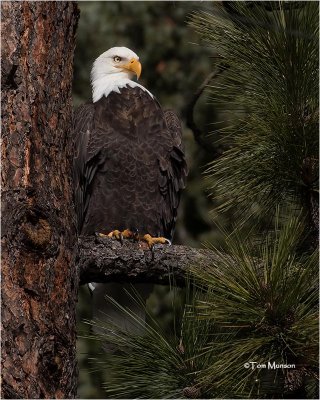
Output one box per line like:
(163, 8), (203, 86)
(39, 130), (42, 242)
(185, 64), (229, 154)
(78, 236), (217, 286)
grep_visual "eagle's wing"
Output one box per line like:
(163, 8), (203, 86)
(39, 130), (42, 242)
(73, 103), (109, 233)
(160, 110), (188, 239)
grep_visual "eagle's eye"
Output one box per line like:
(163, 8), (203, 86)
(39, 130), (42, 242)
(113, 56), (122, 63)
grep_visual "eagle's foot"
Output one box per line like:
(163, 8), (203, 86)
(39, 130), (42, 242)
(141, 234), (171, 250)
(99, 229), (138, 245)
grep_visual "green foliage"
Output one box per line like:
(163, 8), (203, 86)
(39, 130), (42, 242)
(84, 214), (318, 398)
(190, 2), (319, 224)
(191, 213), (318, 397)
(82, 286), (214, 399)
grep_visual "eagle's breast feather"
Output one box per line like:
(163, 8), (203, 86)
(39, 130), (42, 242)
(73, 84), (187, 241)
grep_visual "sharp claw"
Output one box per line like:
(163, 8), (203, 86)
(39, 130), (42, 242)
(133, 228), (139, 241)
(88, 283), (96, 292)
(119, 233), (124, 245)
(141, 234), (171, 250)
(151, 246), (155, 261)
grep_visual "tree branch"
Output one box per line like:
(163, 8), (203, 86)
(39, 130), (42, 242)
(185, 64), (229, 154)
(78, 236), (216, 286)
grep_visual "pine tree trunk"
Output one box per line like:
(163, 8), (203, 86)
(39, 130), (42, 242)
(1, 2), (79, 398)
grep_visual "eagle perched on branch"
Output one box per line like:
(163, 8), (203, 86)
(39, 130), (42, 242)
(74, 46), (187, 246)
(73, 46), (187, 335)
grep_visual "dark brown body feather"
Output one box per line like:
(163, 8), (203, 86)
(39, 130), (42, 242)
(73, 86), (187, 240)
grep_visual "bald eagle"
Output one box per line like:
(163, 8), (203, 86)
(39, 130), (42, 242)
(73, 47), (187, 337)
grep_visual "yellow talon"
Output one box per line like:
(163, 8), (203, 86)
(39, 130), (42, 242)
(98, 232), (110, 238)
(142, 234), (171, 249)
(98, 229), (138, 244)
(98, 230), (170, 249)
(122, 229), (137, 239)
(107, 229), (122, 240)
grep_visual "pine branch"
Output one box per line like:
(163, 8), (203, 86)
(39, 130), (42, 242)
(190, 2), (319, 229)
(254, 2), (308, 11)
(78, 236), (218, 286)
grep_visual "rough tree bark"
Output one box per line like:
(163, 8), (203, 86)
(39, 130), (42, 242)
(79, 236), (218, 286)
(1, 2), (79, 398)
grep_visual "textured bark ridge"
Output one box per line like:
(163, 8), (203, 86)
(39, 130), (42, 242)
(79, 236), (217, 286)
(1, 2), (79, 398)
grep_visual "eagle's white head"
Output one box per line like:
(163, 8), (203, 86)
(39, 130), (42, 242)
(91, 47), (141, 82)
(91, 46), (152, 102)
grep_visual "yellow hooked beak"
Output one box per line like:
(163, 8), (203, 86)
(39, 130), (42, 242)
(119, 58), (142, 79)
